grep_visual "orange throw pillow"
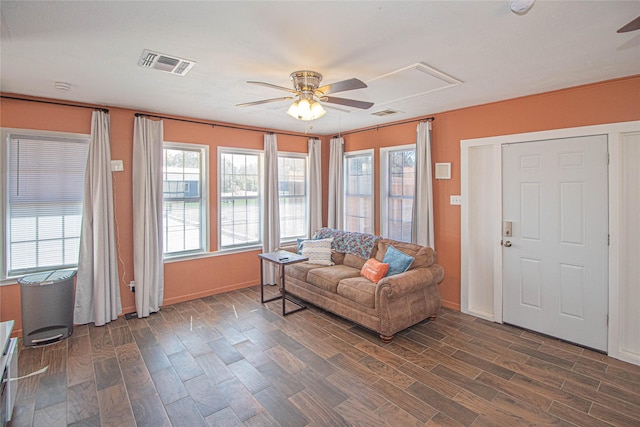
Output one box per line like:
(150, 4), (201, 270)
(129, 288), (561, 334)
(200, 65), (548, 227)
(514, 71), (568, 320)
(360, 258), (389, 284)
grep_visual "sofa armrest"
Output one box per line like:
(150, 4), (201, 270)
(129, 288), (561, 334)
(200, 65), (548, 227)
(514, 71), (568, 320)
(376, 264), (444, 299)
(277, 244), (298, 254)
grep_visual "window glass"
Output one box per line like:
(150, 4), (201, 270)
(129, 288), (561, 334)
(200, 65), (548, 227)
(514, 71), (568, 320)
(163, 143), (208, 256)
(278, 155), (307, 241)
(220, 150), (261, 248)
(344, 151), (374, 234)
(382, 146), (415, 242)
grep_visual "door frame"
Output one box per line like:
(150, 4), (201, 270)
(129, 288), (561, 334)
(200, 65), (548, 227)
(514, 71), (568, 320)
(460, 120), (640, 361)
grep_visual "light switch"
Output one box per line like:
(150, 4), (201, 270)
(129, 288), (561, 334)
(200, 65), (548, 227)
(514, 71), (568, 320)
(111, 160), (124, 172)
(450, 195), (462, 205)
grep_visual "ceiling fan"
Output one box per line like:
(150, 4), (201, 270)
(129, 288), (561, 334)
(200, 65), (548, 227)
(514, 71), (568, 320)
(617, 16), (640, 33)
(237, 70), (374, 121)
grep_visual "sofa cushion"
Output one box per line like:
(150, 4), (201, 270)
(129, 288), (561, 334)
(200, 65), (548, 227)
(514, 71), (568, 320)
(375, 239), (435, 269)
(286, 262), (325, 282)
(332, 251), (346, 265)
(307, 265), (360, 293)
(301, 238), (334, 265)
(383, 245), (415, 276)
(360, 258), (389, 284)
(343, 253), (367, 270)
(337, 277), (376, 308)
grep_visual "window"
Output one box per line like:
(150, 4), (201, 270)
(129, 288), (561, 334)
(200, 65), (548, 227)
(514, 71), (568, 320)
(344, 150), (374, 234)
(163, 143), (208, 257)
(219, 149), (261, 249)
(278, 154), (307, 242)
(381, 145), (415, 242)
(3, 130), (89, 278)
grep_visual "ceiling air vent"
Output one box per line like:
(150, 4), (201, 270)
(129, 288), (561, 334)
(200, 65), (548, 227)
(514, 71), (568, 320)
(137, 49), (196, 76)
(371, 109), (401, 117)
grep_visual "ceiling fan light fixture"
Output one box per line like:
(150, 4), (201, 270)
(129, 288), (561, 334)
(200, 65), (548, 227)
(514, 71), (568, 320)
(310, 101), (326, 118)
(286, 101), (299, 118)
(298, 98), (311, 115)
(287, 97), (326, 121)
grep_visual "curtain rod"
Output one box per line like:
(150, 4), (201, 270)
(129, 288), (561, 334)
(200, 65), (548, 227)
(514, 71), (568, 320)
(335, 116), (435, 138)
(1, 95), (109, 113)
(135, 112), (316, 139)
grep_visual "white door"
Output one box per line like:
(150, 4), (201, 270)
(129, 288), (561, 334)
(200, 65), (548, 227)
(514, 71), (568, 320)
(502, 135), (609, 351)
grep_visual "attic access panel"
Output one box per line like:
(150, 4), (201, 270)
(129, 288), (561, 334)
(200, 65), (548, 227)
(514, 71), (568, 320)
(367, 62), (462, 108)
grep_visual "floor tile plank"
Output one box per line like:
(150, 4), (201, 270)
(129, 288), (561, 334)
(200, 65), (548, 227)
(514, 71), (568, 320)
(406, 380), (478, 425)
(130, 393), (172, 427)
(215, 377), (264, 421)
(183, 375), (228, 418)
(150, 366), (189, 406)
(164, 396), (208, 427)
(253, 386), (309, 426)
(96, 383), (135, 427)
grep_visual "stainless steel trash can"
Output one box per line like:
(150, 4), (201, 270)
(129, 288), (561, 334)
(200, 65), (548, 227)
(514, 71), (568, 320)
(18, 270), (76, 346)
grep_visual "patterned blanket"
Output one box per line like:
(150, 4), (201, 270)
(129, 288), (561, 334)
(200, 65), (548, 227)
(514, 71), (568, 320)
(314, 227), (380, 259)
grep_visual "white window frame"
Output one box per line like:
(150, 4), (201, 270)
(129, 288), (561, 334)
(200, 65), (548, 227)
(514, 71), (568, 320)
(343, 149), (374, 235)
(163, 141), (209, 259)
(1, 127), (90, 282)
(380, 144), (416, 242)
(218, 147), (263, 251)
(278, 152), (309, 244)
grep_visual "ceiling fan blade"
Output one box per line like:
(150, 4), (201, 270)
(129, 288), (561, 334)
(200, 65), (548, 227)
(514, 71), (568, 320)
(236, 97), (293, 107)
(322, 96), (374, 110)
(317, 78), (367, 95)
(247, 81), (297, 94)
(617, 16), (640, 33)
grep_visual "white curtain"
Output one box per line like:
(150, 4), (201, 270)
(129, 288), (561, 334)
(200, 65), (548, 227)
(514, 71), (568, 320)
(412, 121), (435, 248)
(308, 138), (322, 236)
(75, 111), (122, 326)
(133, 116), (164, 317)
(263, 134), (280, 284)
(328, 137), (344, 229)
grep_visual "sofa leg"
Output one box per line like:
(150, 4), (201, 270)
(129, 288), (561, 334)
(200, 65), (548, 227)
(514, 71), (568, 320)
(379, 334), (394, 343)
(429, 314), (437, 321)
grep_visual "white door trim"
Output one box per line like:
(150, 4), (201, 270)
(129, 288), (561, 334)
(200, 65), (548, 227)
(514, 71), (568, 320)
(461, 120), (640, 362)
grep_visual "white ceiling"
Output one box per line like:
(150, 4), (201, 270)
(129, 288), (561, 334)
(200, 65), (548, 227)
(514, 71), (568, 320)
(1, 1), (639, 135)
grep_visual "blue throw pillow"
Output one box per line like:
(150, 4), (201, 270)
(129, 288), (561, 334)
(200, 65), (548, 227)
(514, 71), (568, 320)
(383, 245), (415, 276)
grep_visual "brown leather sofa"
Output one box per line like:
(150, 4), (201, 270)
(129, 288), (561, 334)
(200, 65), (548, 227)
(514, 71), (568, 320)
(283, 232), (444, 342)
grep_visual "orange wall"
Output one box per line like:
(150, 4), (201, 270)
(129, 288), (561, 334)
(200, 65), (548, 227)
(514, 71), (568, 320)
(0, 99), (309, 335)
(338, 75), (640, 310)
(1, 75), (639, 331)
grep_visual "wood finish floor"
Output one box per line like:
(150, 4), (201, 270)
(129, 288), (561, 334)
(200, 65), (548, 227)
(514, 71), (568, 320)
(9, 285), (640, 427)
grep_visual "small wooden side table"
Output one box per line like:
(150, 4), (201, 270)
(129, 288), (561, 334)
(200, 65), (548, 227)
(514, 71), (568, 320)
(258, 250), (308, 316)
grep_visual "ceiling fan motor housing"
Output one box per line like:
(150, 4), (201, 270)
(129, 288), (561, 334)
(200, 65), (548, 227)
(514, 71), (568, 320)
(290, 70), (323, 95)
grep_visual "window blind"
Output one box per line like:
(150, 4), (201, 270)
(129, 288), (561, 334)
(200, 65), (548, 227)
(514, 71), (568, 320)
(7, 134), (89, 276)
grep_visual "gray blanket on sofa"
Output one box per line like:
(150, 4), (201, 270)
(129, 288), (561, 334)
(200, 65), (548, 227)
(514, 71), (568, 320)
(315, 227), (380, 260)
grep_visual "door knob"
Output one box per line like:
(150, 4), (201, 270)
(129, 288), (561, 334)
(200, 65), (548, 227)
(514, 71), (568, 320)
(503, 241), (512, 247)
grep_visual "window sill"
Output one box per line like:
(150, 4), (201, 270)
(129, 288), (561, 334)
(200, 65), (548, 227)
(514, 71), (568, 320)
(0, 278), (19, 287)
(163, 245), (263, 264)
